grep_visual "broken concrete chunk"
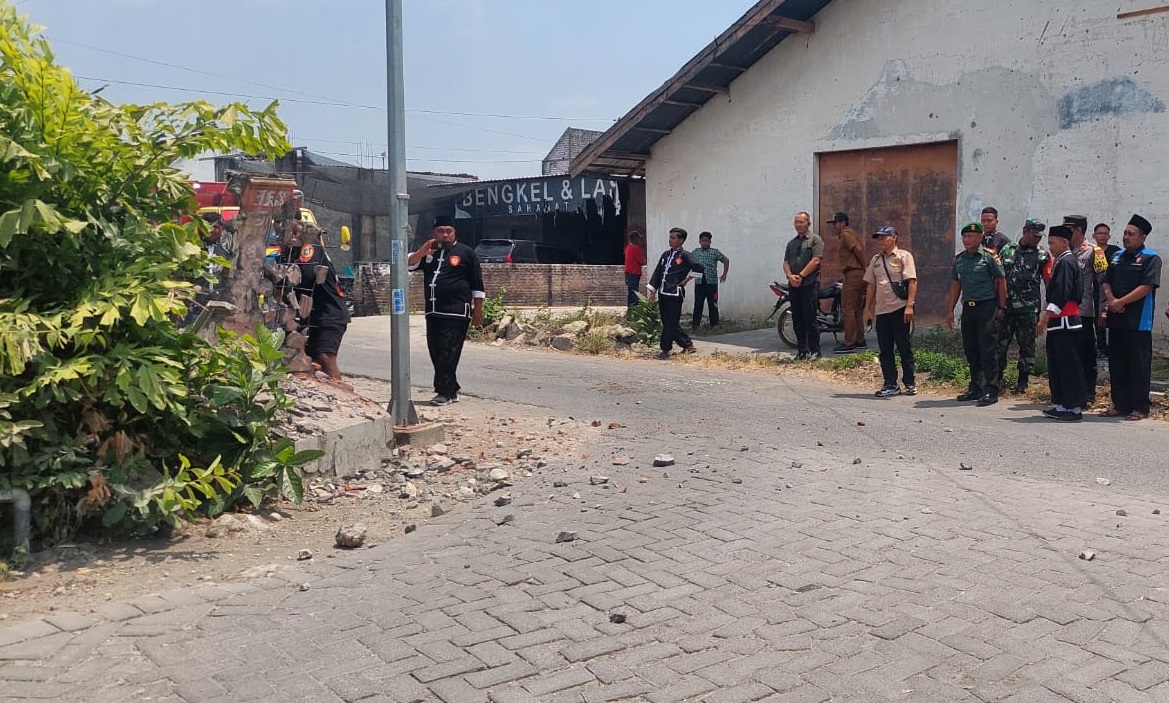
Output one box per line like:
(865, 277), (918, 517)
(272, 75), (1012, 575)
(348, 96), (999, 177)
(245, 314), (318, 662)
(488, 468), (510, 482)
(652, 454), (675, 467)
(556, 531), (577, 543)
(589, 476), (610, 485)
(431, 504), (447, 517)
(335, 523), (368, 549)
(404, 523), (417, 534)
(1079, 550), (1096, 561)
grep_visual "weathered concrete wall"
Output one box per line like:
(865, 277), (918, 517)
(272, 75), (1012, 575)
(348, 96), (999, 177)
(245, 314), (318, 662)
(645, 0), (1169, 330)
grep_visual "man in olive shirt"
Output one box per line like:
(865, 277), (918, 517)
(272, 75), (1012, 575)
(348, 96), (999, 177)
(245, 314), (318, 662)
(783, 212), (824, 360)
(828, 212), (867, 353)
(945, 222), (1008, 406)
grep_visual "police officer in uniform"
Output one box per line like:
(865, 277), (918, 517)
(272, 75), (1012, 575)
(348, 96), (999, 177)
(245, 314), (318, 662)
(945, 222), (1007, 406)
(408, 215), (485, 405)
(996, 218), (1048, 394)
(647, 227), (703, 359)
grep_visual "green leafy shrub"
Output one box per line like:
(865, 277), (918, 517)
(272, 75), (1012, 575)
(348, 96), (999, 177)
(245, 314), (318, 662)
(625, 297), (660, 346)
(915, 350), (971, 386)
(0, 7), (304, 545)
(480, 287), (509, 327)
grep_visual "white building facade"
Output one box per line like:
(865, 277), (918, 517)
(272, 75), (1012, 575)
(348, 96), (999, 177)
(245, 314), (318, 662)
(575, 0), (1169, 327)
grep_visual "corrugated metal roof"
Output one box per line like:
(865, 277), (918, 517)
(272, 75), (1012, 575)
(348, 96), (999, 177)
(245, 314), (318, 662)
(570, 0), (835, 176)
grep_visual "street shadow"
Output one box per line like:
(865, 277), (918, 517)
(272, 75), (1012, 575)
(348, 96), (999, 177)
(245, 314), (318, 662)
(829, 393), (888, 401)
(911, 399), (970, 408)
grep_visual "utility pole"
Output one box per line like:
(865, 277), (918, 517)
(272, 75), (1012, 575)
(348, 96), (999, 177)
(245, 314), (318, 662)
(385, 0), (417, 425)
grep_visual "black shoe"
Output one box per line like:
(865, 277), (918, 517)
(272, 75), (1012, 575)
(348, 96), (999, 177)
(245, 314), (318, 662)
(1042, 407), (1060, 418)
(853, 343), (869, 351)
(903, 385), (917, 396)
(681, 345), (697, 354)
(1052, 410), (1083, 422)
(875, 386), (901, 398)
(833, 343), (854, 354)
(1013, 383), (1028, 394)
(657, 351), (670, 360)
(808, 352), (822, 361)
(956, 390), (981, 402)
(976, 394), (998, 407)
(795, 352), (808, 361)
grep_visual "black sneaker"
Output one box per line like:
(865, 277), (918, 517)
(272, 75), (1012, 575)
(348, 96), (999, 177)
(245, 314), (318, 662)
(1042, 407), (1060, 418)
(833, 343), (854, 354)
(657, 351), (670, 360)
(976, 394), (999, 407)
(956, 390), (981, 402)
(808, 352), (822, 361)
(1053, 410), (1083, 422)
(875, 386), (901, 398)
(903, 385), (917, 396)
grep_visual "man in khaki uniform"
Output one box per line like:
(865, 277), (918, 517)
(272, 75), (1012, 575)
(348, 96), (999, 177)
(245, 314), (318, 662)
(828, 212), (867, 353)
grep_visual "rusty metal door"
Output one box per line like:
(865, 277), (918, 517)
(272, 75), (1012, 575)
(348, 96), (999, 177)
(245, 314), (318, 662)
(817, 141), (958, 323)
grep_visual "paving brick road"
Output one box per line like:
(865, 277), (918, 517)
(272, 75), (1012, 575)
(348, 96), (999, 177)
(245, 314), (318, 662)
(5, 334), (1169, 701)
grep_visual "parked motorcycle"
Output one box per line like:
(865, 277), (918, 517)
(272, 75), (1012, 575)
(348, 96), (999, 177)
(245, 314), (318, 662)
(765, 280), (845, 349)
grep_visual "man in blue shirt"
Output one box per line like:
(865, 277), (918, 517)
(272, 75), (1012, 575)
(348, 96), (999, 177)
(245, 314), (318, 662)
(1101, 214), (1160, 420)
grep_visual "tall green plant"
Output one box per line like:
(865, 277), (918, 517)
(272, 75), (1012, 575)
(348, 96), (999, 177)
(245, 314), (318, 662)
(0, 5), (300, 543)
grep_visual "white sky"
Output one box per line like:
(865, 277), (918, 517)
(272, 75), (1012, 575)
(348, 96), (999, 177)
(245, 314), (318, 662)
(16, 0), (755, 179)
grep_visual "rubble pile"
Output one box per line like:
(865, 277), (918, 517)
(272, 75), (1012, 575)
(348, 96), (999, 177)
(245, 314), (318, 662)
(481, 315), (646, 353)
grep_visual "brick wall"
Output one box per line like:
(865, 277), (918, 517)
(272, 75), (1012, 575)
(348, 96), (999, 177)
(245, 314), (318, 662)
(353, 264), (625, 314)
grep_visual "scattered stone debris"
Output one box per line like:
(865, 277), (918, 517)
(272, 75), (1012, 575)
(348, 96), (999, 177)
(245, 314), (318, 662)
(1096, 477), (1112, 486)
(791, 462), (803, 469)
(496, 514), (515, 526)
(653, 454), (676, 467)
(431, 504), (447, 517)
(1079, 550), (1096, 561)
(335, 524), (368, 549)
(494, 494), (512, 507)
(857, 421), (865, 426)
(556, 531), (577, 543)
(852, 458), (862, 465)
(608, 613), (627, 624)
(731, 478), (743, 484)
(553, 480), (569, 488)
(1116, 509), (1128, 517)
(404, 524), (417, 534)
(612, 458), (629, 466)
(488, 468), (511, 482)
(297, 549), (313, 561)
(590, 476), (610, 485)
(608, 422), (621, 429)
(638, 477), (648, 483)
(959, 462), (973, 471)
(298, 583), (311, 592)
(1155, 509), (1162, 515)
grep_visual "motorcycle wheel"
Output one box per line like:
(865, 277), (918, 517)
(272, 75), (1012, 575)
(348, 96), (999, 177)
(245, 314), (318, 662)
(777, 306), (797, 349)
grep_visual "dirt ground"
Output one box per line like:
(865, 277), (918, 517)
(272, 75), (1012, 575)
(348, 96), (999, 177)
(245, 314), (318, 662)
(0, 376), (604, 625)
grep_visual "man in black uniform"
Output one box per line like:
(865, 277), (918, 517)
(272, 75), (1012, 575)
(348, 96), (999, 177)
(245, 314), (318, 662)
(647, 227), (702, 359)
(281, 221), (352, 386)
(1036, 225), (1086, 421)
(945, 222), (1007, 406)
(1101, 214), (1161, 421)
(408, 215), (485, 405)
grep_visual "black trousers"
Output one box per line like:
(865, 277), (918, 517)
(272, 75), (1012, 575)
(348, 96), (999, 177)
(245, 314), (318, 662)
(1108, 328), (1152, 414)
(1095, 320), (1109, 353)
(876, 309), (915, 388)
(658, 293), (692, 352)
(692, 283), (719, 326)
(1046, 330), (1087, 410)
(960, 301), (1000, 396)
(426, 315), (470, 398)
(1078, 316), (1098, 395)
(788, 283), (820, 355)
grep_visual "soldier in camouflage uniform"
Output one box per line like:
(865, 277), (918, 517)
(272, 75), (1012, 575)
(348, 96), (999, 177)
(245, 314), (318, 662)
(997, 219), (1049, 393)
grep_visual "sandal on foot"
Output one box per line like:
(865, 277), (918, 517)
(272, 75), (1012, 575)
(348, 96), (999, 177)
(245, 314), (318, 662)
(1126, 411), (1148, 421)
(1099, 408), (1125, 417)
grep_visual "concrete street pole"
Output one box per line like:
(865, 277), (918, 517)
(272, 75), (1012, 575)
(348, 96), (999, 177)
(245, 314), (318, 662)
(386, 0), (417, 425)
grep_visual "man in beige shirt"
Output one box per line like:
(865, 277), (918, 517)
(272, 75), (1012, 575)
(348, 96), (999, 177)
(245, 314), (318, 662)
(863, 226), (918, 397)
(828, 212), (867, 353)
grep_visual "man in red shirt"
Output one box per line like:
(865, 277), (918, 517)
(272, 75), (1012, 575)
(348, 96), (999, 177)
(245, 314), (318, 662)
(624, 230), (647, 308)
